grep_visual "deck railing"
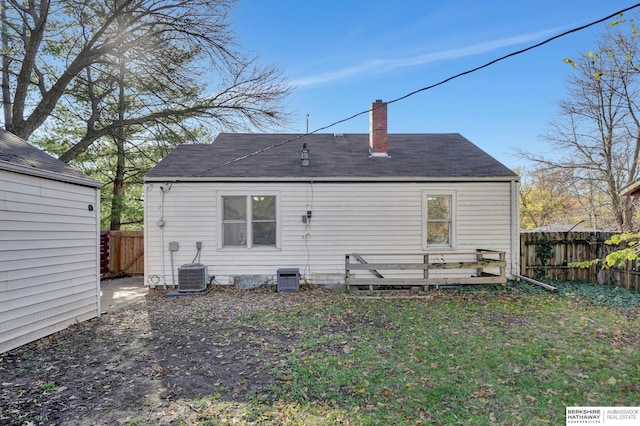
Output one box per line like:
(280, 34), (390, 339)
(345, 250), (506, 291)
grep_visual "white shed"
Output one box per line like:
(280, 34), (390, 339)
(0, 130), (102, 353)
(144, 100), (519, 289)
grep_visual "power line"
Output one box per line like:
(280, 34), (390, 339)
(191, 3), (640, 176)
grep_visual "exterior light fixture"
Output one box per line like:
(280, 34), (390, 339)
(302, 210), (312, 224)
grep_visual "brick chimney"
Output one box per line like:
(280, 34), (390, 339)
(369, 99), (388, 157)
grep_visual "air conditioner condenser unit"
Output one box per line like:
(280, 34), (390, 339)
(177, 263), (207, 292)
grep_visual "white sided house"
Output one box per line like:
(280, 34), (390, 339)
(0, 130), (102, 353)
(144, 100), (519, 290)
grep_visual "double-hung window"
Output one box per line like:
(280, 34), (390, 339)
(221, 195), (277, 248)
(423, 191), (456, 248)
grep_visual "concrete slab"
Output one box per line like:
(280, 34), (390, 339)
(165, 288), (210, 297)
(100, 276), (148, 313)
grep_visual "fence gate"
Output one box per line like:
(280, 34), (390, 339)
(101, 230), (144, 275)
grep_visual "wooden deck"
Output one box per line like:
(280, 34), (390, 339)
(345, 250), (506, 291)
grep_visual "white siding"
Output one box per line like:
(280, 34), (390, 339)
(144, 181), (518, 287)
(0, 170), (100, 353)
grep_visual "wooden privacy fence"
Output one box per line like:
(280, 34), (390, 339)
(97, 229), (640, 290)
(345, 250), (506, 291)
(520, 231), (640, 292)
(101, 230), (144, 275)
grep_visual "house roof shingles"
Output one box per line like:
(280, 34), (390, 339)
(145, 133), (518, 181)
(0, 129), (101, 187)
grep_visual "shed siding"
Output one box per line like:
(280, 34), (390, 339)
(0, 170), (100, 353)
(144, 181), (516, 287)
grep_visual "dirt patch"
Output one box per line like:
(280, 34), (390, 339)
(0, 284), (329, 425)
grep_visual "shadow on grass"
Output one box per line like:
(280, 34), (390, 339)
(1, 281), (639, 425)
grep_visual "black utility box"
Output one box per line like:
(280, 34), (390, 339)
(277, 268), (300, 292)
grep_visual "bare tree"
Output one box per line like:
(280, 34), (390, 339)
(1, 0), (290, 160)
(1, 0), (291, 230)
(518, 21), (640, 232)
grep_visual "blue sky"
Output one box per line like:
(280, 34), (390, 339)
(233, 1), (640, 169)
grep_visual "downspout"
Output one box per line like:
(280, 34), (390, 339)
(143, 183), (150, 287)
(511, 179), (520, 279)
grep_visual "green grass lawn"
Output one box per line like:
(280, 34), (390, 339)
(193, 281), (640, 425)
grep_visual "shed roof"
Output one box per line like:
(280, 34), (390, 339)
(620, 180), (640, 197)
(0, 129), (101, 187)
(146, 133), (518, 182)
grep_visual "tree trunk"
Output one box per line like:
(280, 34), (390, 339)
(1, 0), (11, 129)
(109, 137), (125, 231)
(109, 57), (127, 231)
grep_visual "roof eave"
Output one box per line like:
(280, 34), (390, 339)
(620, 180), (640, 197)
(144, 175), (519, 183)
(0, 160), (103, 188)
